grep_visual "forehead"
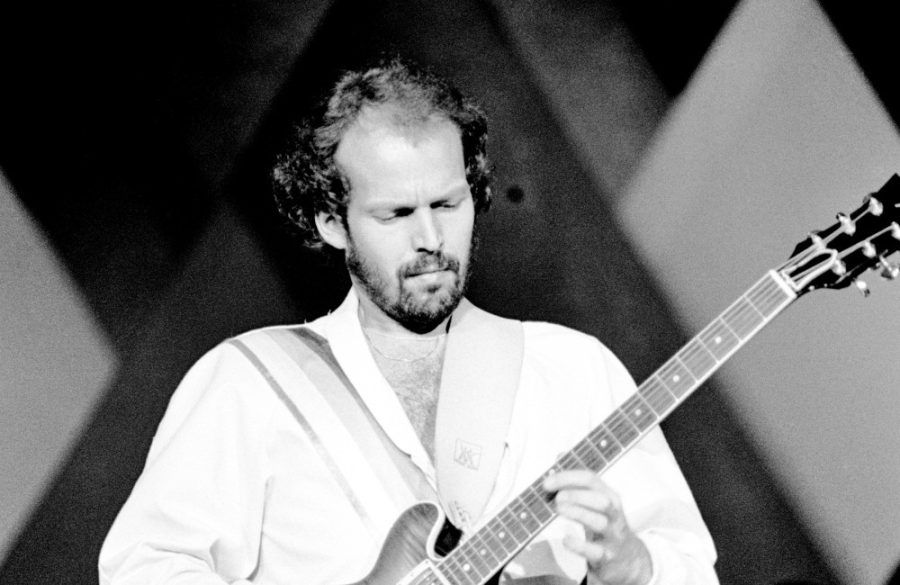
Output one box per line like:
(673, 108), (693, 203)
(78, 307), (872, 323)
(342, 103), (456, 147)
(334, 106), (466, 201)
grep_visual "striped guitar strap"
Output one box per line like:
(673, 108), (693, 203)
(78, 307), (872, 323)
(228, 327), (437, 537)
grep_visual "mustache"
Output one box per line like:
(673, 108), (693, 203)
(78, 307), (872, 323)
(400, 252), (460, 277)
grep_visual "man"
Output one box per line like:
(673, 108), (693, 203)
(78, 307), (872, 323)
(99, 59), (718, 585)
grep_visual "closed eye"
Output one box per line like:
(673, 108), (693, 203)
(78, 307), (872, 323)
(377, 207), (414, 222)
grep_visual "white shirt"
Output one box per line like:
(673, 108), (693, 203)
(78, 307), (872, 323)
(99, 291), (718, 585)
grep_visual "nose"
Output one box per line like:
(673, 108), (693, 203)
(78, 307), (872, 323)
(412, 208), (443, 253)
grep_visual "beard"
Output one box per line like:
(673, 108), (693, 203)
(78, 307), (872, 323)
(345, 236), (475, 334)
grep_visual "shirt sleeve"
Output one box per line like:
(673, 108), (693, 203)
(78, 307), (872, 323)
(594, 340), (719, 585)
(98, 343), (274, 585)
(498, 324), (718, 585)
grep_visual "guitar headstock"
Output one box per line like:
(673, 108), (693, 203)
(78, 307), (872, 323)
(781, 174), (900, 296)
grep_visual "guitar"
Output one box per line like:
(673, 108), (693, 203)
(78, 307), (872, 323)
(351, 174), (900, 585)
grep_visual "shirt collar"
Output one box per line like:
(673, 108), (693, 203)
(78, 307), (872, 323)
(321, 288), (438, 482)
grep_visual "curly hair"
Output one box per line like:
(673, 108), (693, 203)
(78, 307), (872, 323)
(271, 58), (493, 251)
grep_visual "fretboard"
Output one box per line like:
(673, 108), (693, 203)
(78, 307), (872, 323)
(432, 269), (798, 585)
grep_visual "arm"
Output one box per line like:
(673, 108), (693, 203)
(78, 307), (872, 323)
(542, 433), (719, 585)
(98, 344), (273, 584)
(544, 470), (653, 585)
(563, 341), (719, 585)
(496, 324), (718, 585)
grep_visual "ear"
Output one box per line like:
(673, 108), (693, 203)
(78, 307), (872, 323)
(314, 211), (348, 251)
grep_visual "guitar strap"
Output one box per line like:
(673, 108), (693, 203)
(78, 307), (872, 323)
(434, 300), (524, 531)
(230, 300), (525, 535)
(229, 328), (436, 534)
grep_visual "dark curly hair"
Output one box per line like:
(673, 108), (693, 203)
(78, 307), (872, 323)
(271, 57), (493, 251)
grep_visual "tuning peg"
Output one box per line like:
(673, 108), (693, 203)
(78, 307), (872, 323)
(879, 256), (900, 280)
(855, 279), (871, 297)
(892, 222), (900, 239)
(809, 231), (826, 249)
(831, 260), (847, 275)
(837, 212), (856, 235)
(867, 196), (884, 216)
(862, 241), (877, 258)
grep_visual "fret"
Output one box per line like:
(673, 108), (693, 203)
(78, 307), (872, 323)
(722, 298), (763, 339)
(466, 531), (502, 568)
(621, 394), (657, 432)
(677, 338), (718, 381)
(638, 377), (676, 415)
(556, 449), (586, 472)
(522, 484), (554, 522)
(468, 526), (512, 563)
(698, 319), (740, 361)
(657, 359), (696, 398)
(509, 497), (542, 534)
(456, 539), (491, 579)
(747, 277), (790, 318)
(442, 557), (477, 585)
(498, 506), (530, 542)
(450, 486), (552, 582)
(572, 438), (608, 471)
(589, 425), (622, 460)
(606, 408), (639, 447)
(483, 515), (517, 555)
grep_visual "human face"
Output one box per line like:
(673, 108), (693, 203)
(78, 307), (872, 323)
(318, 108), (475, 335)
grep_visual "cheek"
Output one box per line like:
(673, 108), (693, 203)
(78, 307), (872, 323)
(447, 213), (475, 251)
(357, 230), (406, 272)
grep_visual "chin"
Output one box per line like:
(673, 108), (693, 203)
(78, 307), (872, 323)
(395, 290), (462, 333)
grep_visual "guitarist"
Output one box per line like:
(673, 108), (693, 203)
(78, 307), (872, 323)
(99, 57), (718, 585)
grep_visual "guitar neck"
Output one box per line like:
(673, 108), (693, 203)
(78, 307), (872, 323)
(433, 269), (799, 585)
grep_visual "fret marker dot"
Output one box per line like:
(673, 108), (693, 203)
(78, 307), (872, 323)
(635, 408), (642, 416)
(480, 549), (487, 556)
(463, 564), (471, 572)
(520, 512), (527, 519)
(600, 440), (608, 447)
(673, 375), (680, 382)
(714, 336), (722, 344)
(499, 531), (506, 538)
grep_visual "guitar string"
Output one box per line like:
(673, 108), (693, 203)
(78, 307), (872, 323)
(645, 274), (785, 407)
(435, 275), (792, 583)
(615, 275), (787, 470)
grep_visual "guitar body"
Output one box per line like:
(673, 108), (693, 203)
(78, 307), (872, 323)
(349, 502), (442, 585)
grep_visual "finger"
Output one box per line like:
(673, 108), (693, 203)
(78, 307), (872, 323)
(562, 533), (608, 566)
(554, 486), (613, 514)
(542, 469), (597, 492)
(556, 501), (610, 534)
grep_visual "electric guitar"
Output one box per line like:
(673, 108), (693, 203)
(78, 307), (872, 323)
(351, 174), (900, 585)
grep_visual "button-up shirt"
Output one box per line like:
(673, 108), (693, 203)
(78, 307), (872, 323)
(99, 291), (718, 585)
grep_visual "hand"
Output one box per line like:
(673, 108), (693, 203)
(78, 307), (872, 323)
(543, 469), (652, 585)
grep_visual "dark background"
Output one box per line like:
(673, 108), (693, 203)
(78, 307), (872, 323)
(0, 1), (897, 584)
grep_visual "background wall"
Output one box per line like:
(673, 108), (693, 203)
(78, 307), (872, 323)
(620, 3), (900, 583)
(0, 173), (117, 561)
(0, 1), (897, 584)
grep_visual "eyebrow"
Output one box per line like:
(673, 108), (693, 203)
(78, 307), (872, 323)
(437, 182), (472, 200)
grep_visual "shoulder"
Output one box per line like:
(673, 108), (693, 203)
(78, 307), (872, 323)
(166, 323), (318, 416)
(466, 303), (625, 375)
(519, 319), (637, 404)
(182, 309), (339, 383)
(183, 324), (303, 379)
(148, 319), (339, 459)
(521, 320), (617, 365)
